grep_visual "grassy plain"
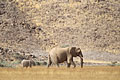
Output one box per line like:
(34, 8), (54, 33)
(0, 66), (120, 80)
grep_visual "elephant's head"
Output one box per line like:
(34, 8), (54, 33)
(69, 47), (83, 68)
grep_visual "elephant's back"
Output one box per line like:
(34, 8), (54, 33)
(50, 47), (68, 63)
(50, 47), (68, 55)
(21, 60), (30, 63)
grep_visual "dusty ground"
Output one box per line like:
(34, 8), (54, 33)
(0, 66), (120, 80)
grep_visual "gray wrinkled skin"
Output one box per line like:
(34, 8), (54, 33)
(47, 47), (83, 68)
(21, 59), (35, 68)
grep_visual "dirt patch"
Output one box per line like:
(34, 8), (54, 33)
(83, 51), (120, 62)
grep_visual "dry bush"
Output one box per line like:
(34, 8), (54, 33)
(0, 66), (120, 80)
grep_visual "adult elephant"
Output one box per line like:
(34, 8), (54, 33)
(47, 47), (83, 68)
(21, 59), (35, 68)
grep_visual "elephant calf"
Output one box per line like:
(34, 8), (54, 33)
(21, 59), (35, 68)
(47, 47), (83, 68)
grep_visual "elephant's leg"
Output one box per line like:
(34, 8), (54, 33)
(72, 61), (76, 68)
(25, 66), (28, 68)
(56, 63), (59, 67)
(71, 58), (76, 68)
(47, 55), (52, 67)
(47, 61), (52, 67)
(29, 61), (32, 68)
(67, 56), (72, 68)
(67, 62), (71, 68)
(54, 56), (59, 67)
(67, 61), (76, 68)
(30, 64), (32, 68)
(51, 54), (60, 67)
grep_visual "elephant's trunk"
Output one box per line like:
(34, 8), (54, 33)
(80, 57), (83, 68)
(79, 55), (83, 68)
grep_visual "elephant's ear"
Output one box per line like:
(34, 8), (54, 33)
(69, 47), (77, 57)
(78, 48), (83, 57)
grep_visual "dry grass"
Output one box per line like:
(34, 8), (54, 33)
(0, 66), (120, 80)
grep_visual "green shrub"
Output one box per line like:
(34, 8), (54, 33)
(35, 61), (41, 66)
(11, 60), (21, 66)
(35, 61), (47, 66)
(108, 61), (120, 67)
(0, 60), (21, 68)
(0, 61), (13, 67)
